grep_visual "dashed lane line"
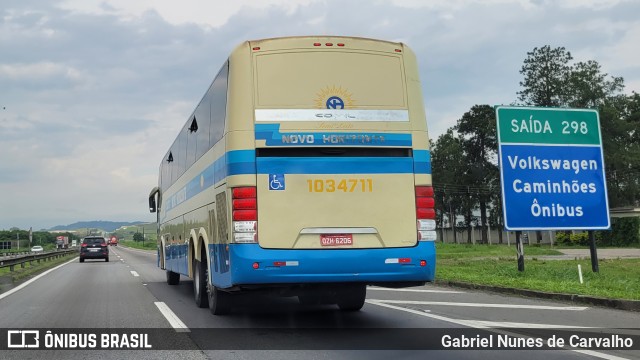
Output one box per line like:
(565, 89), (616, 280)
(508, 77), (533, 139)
(154, 301), (190, 332)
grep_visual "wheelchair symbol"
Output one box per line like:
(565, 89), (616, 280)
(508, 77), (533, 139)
(269, 174), (285, 190)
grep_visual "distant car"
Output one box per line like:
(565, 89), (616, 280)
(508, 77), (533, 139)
(30, 246), (44, 253)
(109, 238), (118, 246)
(79, 236), (109, 263)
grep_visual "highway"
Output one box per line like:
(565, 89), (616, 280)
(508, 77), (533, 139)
(0, 245), (638, 360)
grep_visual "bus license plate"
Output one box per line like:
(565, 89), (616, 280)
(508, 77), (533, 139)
(320, 234), (353, 246)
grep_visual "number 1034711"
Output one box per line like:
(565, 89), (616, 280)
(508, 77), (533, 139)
(307, 178), (373, 193)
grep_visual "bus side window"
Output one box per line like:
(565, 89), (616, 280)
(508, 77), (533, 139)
(210, 61), (228, 146)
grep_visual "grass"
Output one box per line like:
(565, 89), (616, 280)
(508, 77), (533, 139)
(0, 252), (78, 287)
(119, 240), (156, 251)
(436, 243), (640, 301)
(436, 242), (563, 259)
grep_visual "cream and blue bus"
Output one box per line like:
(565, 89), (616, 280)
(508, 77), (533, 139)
(148, 36), (436, 315)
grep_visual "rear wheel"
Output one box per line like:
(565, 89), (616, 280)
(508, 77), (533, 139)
(105, 256), (109, 262)
(166, 270), (180, 285)
(336, 285), (366, 311)
(79, 258), (84, 263)
(208, 284), (231, 315)
(193, 257), (209, 308)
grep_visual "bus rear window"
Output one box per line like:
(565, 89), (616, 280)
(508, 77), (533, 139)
(255, 52), (406, 109)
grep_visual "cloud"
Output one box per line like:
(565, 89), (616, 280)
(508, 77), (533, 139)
(56, 0), (319, 27)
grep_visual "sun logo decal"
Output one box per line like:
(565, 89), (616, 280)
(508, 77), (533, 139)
(314, 86), (355, 109)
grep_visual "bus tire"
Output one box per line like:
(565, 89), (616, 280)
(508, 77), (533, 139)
(336, 284), (366, 311)
(166, 270), (180, 285)
(193, 258), (209, 308)
(208, 285), (231, 315)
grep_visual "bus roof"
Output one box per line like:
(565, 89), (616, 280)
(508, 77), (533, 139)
(245, 36), (408, 54)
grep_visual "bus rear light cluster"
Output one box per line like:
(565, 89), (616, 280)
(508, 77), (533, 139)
(232, 187), (258, 243)
(416, 186), (437, 242)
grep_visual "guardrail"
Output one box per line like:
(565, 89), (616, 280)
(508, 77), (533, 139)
(0, 249), (77, 272)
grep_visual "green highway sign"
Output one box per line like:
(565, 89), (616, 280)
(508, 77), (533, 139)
(496, 107), (601, 145)
(496, 106), (610, 230)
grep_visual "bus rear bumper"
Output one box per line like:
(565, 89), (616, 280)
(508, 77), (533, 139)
(226, 242), (436, 287)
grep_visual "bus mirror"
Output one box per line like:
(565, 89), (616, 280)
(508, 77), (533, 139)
(148, 187), (159, 213)
(149, 196), (156, 213)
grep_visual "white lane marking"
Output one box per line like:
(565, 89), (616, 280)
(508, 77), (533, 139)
(571, 350), (631, 360)
(366, 301), (626, 360)
(368, 287), (464, 294)
(130, 271), (139, 277)
(372, 299), (587, 311)
(154, 302), (189, 332)
(366, 300), (590, 328)
(0, 257), (77, 301)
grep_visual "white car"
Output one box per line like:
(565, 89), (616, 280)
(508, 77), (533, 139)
(30, 246), (44, 253)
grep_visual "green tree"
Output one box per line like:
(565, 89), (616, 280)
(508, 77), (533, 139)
(563, 60), (624, 108)
(455, 105), (499, 243)
(431, 130), (466, 243)
(133, 232), (144, 242)
(602, 93), (640, 207)
(518, 45), (573, 107)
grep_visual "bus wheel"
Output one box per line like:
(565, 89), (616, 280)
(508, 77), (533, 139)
(166, 270), (180, 285)
(208, 284), (231, 315)
(193, 257), (209, 308)
(336, 285), (366, 311)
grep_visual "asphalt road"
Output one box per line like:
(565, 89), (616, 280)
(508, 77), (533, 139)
(0, 245), (638, 360)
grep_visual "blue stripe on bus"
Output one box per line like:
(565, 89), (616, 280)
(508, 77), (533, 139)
(164, 150), (256, 212)
(255, 123), (412, 147)
(257, 157), (414, 174)
(165, 148), (431, 212)
(413, 150), (432, 174)
(164, 244), (189, 275)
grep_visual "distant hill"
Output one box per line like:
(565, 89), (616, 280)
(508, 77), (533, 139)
(49, 221), (145, 232)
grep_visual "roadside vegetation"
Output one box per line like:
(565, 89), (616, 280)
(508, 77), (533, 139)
(0, 251), (77, 287)
(119, 240), (156, 251)
(436, 243), (640, 301)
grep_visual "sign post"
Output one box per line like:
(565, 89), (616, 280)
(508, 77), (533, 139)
(496, 106), (610, 272)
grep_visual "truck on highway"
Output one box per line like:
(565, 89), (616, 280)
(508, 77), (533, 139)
(56, 236), (69, 249)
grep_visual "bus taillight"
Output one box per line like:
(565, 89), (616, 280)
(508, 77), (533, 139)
(415, 186), (437, 242)
(232, 187), (258, 243)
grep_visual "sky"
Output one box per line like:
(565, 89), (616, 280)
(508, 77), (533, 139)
(1, 0), (639, 230)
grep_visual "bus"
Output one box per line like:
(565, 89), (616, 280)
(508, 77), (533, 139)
(148, 36), (436, 315)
